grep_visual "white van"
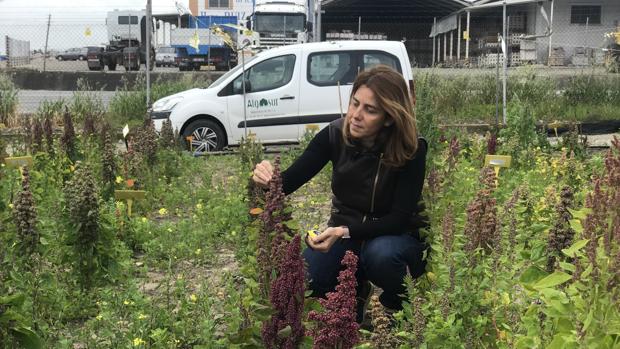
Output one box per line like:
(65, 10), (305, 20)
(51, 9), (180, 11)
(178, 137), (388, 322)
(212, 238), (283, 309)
(150, 41), (413, 152)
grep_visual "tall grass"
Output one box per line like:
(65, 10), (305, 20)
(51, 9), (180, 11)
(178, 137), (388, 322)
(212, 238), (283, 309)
(415, 70), (620, 125)
(0, 73), (19, 127)
(107, 74), (213, 128)
(69, 78), (105, 122)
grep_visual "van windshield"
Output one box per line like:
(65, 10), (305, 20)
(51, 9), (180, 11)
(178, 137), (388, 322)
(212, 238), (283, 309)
(209, 55), (258, 89)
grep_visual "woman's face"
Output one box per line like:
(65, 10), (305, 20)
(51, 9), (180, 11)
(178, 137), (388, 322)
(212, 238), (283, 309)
(347, 85), (387, 142)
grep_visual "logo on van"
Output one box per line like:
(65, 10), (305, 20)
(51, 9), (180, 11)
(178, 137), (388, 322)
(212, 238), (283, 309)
(248, 98), (278, 109)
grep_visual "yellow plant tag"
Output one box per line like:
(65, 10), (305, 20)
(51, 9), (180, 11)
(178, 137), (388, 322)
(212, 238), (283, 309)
(4, 156), (33, 169)
(114, 190), (147, 217)
(305, 124), (319, 132)
(484, 155), (512, 168)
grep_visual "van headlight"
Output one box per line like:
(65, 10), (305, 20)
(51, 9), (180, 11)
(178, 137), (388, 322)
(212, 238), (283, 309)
(152, 96), (183, 112)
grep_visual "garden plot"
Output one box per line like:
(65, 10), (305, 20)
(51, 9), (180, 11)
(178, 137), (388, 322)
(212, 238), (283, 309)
(1, 110), (619, 348)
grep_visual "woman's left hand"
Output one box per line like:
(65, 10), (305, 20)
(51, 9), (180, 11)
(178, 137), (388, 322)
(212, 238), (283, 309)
(307, 227), (345, 253)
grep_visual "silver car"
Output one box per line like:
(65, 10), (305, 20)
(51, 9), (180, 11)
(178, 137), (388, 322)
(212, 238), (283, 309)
(155, 46), (177, 67)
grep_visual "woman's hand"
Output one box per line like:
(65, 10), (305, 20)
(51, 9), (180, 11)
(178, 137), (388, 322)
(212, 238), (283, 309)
(252, 160), (274, 188)
(307, 227), (345, 253)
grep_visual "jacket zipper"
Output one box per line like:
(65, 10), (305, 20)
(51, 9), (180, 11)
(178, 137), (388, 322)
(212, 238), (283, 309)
(363, 153), (384, 223)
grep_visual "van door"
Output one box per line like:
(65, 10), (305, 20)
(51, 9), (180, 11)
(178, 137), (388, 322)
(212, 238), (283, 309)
(298, 49), (404, 134)
(297, 51), (356, 132)
(223, 53), (300, 143)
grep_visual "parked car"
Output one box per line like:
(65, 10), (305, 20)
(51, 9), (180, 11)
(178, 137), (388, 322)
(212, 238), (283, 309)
(86, 46), (105, 71)
(56, 47), (88, 61)
(155, 46), (177, 67)
(150, 41), (413, 153)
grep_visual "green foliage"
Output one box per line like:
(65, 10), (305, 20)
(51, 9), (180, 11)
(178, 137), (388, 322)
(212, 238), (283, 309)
(0, 73), (19, 127)
(499, 101), (549, 168)
(107, 75), (212, 128)
(68, 79), (105, 123)
(414, 70), (620, 123)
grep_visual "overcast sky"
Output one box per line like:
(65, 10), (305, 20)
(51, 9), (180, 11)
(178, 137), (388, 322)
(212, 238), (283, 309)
(0, 0), (189, 54)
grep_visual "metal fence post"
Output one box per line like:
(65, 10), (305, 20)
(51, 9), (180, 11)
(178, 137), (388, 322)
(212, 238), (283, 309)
(146, 0), (152, 107)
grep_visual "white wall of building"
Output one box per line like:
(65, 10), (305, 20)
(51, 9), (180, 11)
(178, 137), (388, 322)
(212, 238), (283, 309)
(535, 0), (619, 64)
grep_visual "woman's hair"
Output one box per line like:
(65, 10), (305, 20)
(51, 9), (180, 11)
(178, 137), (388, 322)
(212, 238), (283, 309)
(342, 65), (418, 168)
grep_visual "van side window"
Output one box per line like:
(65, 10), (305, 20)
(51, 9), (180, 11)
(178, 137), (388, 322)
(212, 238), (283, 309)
(308, 51), (402, 87)
(362, 52), (401, 72)
(308, 52), (355, 86)
(228, 54), (296, 95)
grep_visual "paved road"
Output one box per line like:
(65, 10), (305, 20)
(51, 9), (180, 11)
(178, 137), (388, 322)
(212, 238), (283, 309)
(18, 90), (117, 114)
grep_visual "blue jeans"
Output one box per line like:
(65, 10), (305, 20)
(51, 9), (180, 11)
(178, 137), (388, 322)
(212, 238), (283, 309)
(303, 233), (427, 310)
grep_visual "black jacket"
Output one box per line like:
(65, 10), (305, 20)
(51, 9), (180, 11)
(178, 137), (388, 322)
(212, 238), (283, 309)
(282, 118), (428, 240)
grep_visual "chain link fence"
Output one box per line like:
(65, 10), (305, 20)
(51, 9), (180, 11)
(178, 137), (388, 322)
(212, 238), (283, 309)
(1, 2), (619, 128)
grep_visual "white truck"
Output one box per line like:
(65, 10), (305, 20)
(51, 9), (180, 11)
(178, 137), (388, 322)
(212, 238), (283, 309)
(150, 40), (413, 153)
(243, 0), (313, 49)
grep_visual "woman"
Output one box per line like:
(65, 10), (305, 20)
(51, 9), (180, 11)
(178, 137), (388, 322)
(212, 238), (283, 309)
(252, 65), (428, 320)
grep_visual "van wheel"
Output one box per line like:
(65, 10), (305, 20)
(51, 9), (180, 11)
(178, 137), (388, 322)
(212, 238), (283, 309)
(183, 119), (225, 153)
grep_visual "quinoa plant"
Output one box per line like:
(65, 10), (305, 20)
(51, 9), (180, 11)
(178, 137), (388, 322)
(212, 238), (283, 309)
(133, 120), (159, 166)
(60, 108), (77, 162)
(82, 113), (97, 138)
(257, 157), (292, 298)
(158, 118), (177, 150)
(307, 250), (359, 349)
(545, 186), (576, 272)
(101, 130), (117, 199)
(63, 162), (101, 289)
(31, 118), (44, 154)
(21, 116), (32, 154)
(261, 234), (305, 349)
(368, 295), (399, 348)
(43, 114), (54, 154)
(13, 167), (39, 254)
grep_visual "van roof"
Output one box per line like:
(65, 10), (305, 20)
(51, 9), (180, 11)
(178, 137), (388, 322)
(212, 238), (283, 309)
(256, 40), (405, 55)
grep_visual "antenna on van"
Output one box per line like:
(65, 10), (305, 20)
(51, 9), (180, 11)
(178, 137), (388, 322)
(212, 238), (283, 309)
(337, 80), (344, 118)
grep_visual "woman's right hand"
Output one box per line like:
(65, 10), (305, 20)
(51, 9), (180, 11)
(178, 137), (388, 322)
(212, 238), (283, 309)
(252, 160), (274, 188)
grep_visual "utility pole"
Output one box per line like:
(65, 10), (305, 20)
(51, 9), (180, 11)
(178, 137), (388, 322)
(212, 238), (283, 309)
(146, 0), (152, 107)
(43, 14), (51, 72)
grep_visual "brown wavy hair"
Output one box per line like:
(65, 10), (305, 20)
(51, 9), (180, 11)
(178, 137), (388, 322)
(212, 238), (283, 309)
(342, 65), (418, 167)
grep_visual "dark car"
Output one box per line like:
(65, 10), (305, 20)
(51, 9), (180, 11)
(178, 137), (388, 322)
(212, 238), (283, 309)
(86, 46), (104, 71)
(56, 47), (88, 61)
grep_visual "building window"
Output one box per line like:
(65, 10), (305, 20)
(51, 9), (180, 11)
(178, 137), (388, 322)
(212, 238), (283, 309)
(570, 5), (601, 25)
(208, 0), (230, 8)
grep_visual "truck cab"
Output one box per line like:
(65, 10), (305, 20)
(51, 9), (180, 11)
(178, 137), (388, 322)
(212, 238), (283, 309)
(247, 0), (312, 48)
(150, 41), (413, 153)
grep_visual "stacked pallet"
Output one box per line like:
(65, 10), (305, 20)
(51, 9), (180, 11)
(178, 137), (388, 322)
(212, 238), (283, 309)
(549, 47), (565, 66)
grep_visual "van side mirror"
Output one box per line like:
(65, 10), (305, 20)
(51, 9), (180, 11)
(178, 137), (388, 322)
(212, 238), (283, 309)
(233, 79), (252, 94)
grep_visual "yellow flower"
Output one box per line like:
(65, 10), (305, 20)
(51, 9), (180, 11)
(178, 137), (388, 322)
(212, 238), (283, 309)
(123, 300), (130, 305)
(196, 203), (203, 210)
(96, 314), (103, 320)
(8, 203), (14, 209)
(138, 313), (148, 320)
(115, 176), (123, 184)
(190, 294), (198, 302)
(70, 165), (75, 172)
(132, 337), (145, 346)
(158, 208), (168, 216)
(141, 217), (147, 223)
(195, 248), (202, 255)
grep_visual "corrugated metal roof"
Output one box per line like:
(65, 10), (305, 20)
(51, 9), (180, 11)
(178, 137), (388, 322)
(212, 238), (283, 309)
(322, 0), (470, 19)
(467, 0), (550, 10)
